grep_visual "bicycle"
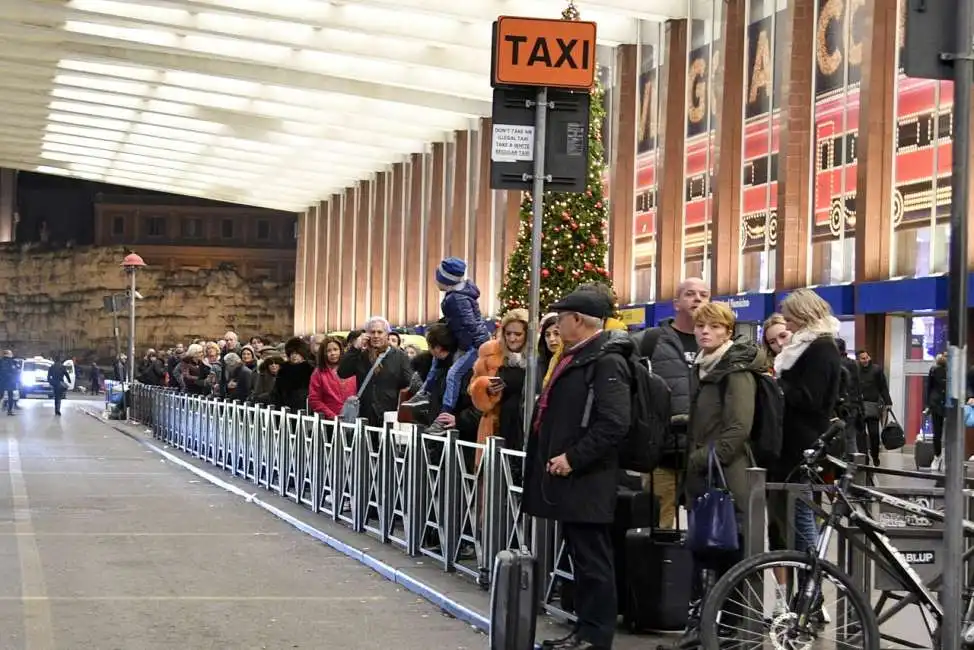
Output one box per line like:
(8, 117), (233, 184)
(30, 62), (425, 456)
(699, 420), (974, 650)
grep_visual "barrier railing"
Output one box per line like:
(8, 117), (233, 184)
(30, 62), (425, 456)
(131, 385), (530, 592)
(128, 384), (776, 626)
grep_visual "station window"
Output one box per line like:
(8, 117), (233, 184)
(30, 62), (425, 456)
(111, 216), (124, 236)
(221, 219), (234, 239)
(257, 219), (271, 240)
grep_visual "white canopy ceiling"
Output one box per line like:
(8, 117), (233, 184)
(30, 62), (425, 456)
(0, 0), (687, 211)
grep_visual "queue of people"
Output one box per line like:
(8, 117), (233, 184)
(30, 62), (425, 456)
(130, 260), (901, 650)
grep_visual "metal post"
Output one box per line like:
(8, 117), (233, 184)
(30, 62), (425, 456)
(111, 294), (121, 364)
(128, 270), (136, 385)
(522, 86), (549, 440)
(943, 5), (974, 647)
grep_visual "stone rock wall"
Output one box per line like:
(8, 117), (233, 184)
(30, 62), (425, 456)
(0, 245), (294, 361)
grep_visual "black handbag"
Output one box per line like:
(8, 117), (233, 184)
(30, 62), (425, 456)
(881, 412), (906, 451)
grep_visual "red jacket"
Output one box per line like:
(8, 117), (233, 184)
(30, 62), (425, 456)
(308, 367), (357, 419)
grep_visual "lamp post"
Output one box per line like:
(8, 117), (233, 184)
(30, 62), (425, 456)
(121, 253), (145, 387)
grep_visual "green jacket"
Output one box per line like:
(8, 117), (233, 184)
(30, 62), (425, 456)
(684, 339), (767, 513)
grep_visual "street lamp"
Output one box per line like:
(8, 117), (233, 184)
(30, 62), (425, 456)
(121, 252), (145, 386)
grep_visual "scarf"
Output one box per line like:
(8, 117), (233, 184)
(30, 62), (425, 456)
(694, 339), (734, 379)
(773, 316), (840, 374)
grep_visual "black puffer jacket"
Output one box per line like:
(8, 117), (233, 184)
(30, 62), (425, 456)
(636, 320), (694, 467)
(522, 330), (633, 524)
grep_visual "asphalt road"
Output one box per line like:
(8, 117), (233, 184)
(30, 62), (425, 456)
(0, 396), (486, 650)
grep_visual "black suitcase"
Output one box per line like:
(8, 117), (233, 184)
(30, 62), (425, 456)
(489, 549), (538, 650)
(613, 489), (660, 610)
(624, 528), (693, 633)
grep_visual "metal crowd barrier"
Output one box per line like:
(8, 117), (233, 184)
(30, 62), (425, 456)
(129, 384), (774, 625)
(130, 385), (532, 592)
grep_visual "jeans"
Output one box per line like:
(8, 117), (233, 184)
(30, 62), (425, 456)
(421, 348), (478, 413)
(768, 482), (819, 553)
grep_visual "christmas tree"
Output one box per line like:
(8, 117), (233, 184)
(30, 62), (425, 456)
(497, 4), (613, 315)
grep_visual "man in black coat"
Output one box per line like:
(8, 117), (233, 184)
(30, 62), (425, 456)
(524, 289), (632, 650)
(857, 349), (892, 465)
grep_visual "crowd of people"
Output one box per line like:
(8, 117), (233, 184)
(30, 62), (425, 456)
(127, 255), (902, 650)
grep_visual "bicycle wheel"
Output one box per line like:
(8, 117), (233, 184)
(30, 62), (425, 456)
(699, 549), (879, 650)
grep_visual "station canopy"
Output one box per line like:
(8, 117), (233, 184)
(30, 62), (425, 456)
(0, 0), (687, 211)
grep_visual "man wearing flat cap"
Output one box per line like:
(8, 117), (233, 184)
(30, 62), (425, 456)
(523, 287), (634, 650)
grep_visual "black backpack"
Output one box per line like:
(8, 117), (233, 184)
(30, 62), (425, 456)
(582, 353), (671, 473)
(721, 369), (785, 468)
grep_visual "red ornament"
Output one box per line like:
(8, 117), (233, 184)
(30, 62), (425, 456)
(541, 268), (550, 278)
(556, 265), (565, 273)
(595, 201), (602, 209)
(584, 262), (594, 271)
(570, 223), (579, 231)
(554, 226), (561, 232)
(589, 236), (598, 245)
(586, 189), (593, 197)
(562, 212), (571, 221)
(601, 268), (610, 277)
(579, 243), (586, 251)
(571, 270), (581, 278)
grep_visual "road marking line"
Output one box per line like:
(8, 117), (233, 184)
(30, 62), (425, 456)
(9, 437), (56, 650)
(0, 532), (284, 537)
(0, 596), (387, 602)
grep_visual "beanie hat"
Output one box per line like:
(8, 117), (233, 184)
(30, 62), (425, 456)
(435, 257), (467, 287)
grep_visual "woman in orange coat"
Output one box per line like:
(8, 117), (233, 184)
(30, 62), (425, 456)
(469, 309), (529, 453)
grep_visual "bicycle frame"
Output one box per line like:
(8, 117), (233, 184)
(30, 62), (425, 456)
(813, 454), (974, 633)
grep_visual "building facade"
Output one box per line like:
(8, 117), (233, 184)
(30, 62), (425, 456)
(95, 194), (298, 283)
(293, 0), (969, 445)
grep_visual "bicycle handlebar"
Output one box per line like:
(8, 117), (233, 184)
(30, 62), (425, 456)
(802, 419), (847, 466)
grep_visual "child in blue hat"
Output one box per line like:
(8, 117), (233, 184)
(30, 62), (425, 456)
(405, 257), (490, 433)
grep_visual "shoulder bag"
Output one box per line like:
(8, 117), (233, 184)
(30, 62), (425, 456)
(340, 349), (391, 424)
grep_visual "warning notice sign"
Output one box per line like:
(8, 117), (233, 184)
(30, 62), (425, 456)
(491, 124), (534, 162)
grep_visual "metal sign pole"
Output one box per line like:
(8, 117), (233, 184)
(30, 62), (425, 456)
(522, 86), (549, 439)
(128, 271), (137, 385)
(942, 1), (974, 646)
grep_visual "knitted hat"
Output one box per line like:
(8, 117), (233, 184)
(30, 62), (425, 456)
(435, 257), (466, 286)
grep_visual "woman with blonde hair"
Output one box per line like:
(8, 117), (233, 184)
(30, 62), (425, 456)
(762, 313), (791, 373)
(766, 288), (842, 619)
(676, 301), (765, 645)
(469, 308), (530, 452)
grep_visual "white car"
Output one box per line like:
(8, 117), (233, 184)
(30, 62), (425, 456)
(18, 357), (76, 398)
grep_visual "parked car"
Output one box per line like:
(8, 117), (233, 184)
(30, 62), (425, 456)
(19, 357), (75, 398)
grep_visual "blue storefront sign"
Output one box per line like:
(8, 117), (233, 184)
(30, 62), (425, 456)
(652, 300), (675, 325)
(856, 276), (948, 314)
(713, 292), (774, 322)
(775, 284), (856, 317)
(650, 292), (773, 325)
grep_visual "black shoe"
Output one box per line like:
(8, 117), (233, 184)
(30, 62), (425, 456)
(541, 632), (578, 648)
(572, 642), (610, 650)
(402, 391), (431, 408)
(873, 457), (881, 467)
(425, 421), (448, 435)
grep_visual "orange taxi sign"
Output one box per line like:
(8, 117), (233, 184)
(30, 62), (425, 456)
(492, 16), (597, 90)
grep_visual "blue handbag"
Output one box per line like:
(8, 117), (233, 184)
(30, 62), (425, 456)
(687, 446), (740, 554)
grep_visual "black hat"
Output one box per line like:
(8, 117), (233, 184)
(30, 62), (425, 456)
(549, 289), (613, 319)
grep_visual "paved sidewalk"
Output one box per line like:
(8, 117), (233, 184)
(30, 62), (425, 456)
(0, 397), (486, 649)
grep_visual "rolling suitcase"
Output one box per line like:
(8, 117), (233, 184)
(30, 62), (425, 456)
(624, 528), (693, 633)
(489, 549), (538, 650)
(915, 416), (936, 469)
(613, 488), (660, 611)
